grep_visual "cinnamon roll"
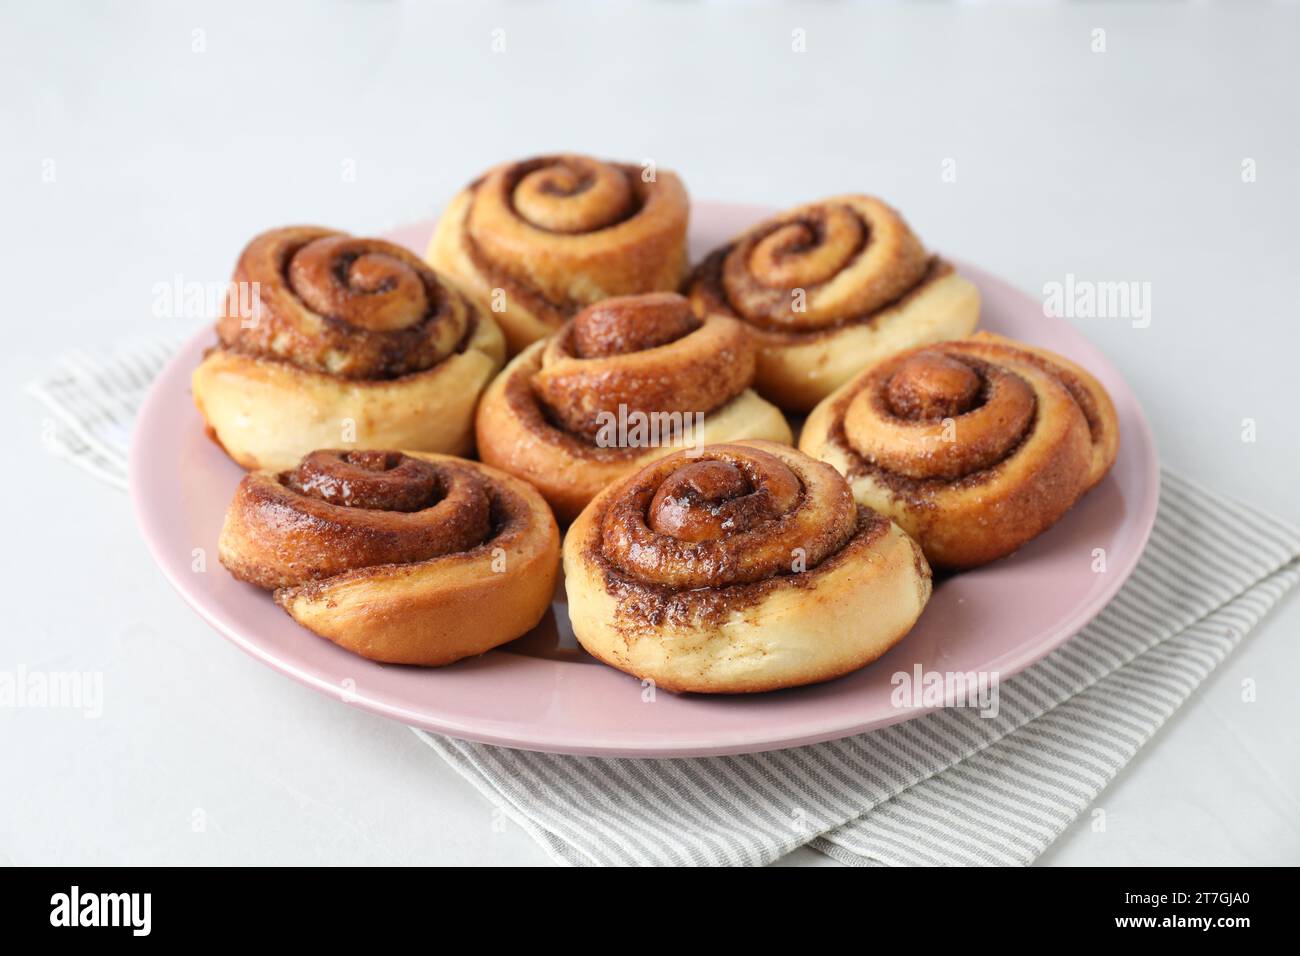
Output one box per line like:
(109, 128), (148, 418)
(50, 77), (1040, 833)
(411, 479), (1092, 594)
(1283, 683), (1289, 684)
(193, 226), (505, 470)
(685, 195), (980, 411)
(800, 332), (1120, 569)
(476, 293), (792, 523)
(427, 154), (690, 353)
(219, 450), (559, 665)
(563, 441), (932, 693)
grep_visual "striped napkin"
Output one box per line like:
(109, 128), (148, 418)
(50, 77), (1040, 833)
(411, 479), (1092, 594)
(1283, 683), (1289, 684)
(26, 336), (187, 489)
(32, 341), (1300, 866)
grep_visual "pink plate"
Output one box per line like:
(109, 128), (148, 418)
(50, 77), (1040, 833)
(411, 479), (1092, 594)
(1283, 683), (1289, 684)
(131, 202), (1159, 757)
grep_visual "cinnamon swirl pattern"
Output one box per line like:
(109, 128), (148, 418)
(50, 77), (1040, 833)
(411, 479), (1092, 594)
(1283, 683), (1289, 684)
(800, 332), (1120, 569)
(219, 450), (559, 665)
(427, 154), (690, 353)
(476, 293), (792, 523)
(564, 441), (931, 693)
(685, 195), (980, 411)
(193, 226), (505, 470)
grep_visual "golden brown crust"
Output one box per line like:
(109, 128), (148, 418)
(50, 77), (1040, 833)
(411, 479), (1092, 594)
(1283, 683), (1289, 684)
(532, 293), (755, 438)
(194, 226), (505, 471)
(799, 332), (1121, 569)
(994, 336), (1120, 490)
(474, 294), (793, 522)
(219, 450), (559, 666)
(596, 444), (856, 590)
(685, 196), (980, 410)
(427, 154), (690, 353)
(562, 441), (932, 693)
(217, 226), (473, 379)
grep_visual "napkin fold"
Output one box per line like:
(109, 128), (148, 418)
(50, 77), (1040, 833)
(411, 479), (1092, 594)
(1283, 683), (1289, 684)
(33, 338), (1300, 866)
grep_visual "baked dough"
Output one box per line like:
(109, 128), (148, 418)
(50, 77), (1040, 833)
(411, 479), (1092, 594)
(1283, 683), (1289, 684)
(219, 450), (559, 665)
(685, 195), (979, 411)
(563, 441), (931, 693)
(476, 293), (792, 522)
(800, 332), (1120, 568)
(428, 154), (689, 353)
(193, 226), (504, 470)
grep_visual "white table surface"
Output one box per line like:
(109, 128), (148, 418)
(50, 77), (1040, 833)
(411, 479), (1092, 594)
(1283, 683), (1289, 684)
(2, 1), (1297, 866)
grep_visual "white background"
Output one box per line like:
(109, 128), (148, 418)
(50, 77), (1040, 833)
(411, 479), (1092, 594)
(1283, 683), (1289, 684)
(2, 1), (1298, 866)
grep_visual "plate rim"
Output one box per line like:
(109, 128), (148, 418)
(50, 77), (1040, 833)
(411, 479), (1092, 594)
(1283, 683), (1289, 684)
(130, 201), (1161, 757)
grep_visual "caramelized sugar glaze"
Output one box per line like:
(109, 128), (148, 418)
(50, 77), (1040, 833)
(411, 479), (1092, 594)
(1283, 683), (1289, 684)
(801, 333), (1120, 569)
(685, 195), (981, 411)
(476, 294), (791, 521)
(429, 154), (690, 353)
(563, 441), (932, 693)
(218, 227), (481, 378)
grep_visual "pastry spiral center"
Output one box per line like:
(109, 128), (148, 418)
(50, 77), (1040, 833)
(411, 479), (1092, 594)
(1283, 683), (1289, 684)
(570, 292), (701, 358)
(224, 451), (516, 590)
(529, 294), (753, 442)
(281, 451), (493, 564)
(284, 450), (447, 512)
(707, 196), (930, 332)
(217, 227), (473, 381)
(513, 157), (634, 233)
(289, 237), (432, 332)
(885, 353), (983, 420)
(642, 460), (774, 541)
(844, 348), (1037, 481)
(748, 206), (864, 289)
(600, 445), (855, 589)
